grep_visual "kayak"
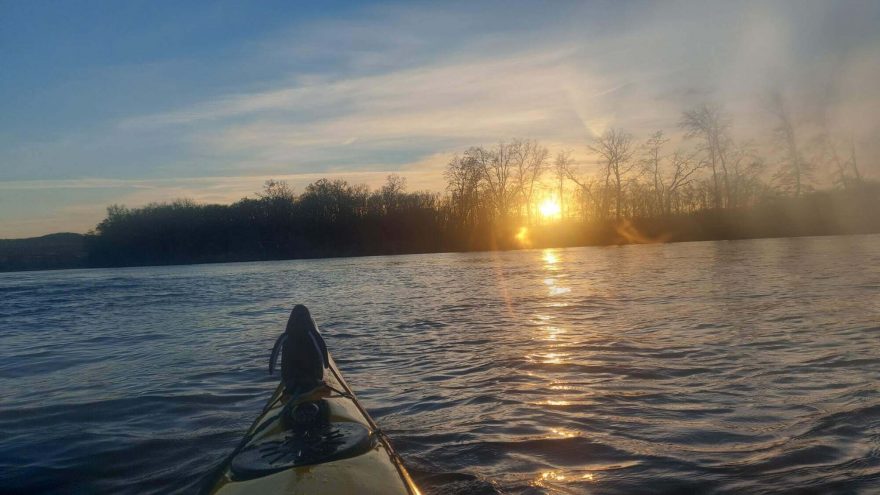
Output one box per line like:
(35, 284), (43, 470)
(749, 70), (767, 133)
(203, 353), (421, 495)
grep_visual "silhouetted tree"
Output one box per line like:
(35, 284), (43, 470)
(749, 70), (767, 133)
(553, 150), (573, 219)
(445, 153), (484, 228)
(475, 143), (520, 223)
(76, 98), (880, 271)
(663, 150), (703, 214)
(642, 131), (670, 216)
(589, 128), (636, 220)
(511, 139), (549, 224)
(681, 104), (731, 209)
(767, 92), (813, 197)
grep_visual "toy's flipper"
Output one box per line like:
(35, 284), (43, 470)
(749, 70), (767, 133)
(269, 333), (287, 375)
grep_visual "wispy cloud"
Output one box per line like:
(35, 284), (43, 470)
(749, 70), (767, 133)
(121, 1), (880, 177)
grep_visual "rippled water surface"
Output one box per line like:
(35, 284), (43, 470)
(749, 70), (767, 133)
(2, 235), (879, 494)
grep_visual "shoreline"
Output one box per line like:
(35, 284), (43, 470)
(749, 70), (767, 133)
(3, 229), (877, 275)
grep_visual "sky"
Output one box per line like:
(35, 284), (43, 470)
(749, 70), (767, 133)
(1, 0), (879, 238)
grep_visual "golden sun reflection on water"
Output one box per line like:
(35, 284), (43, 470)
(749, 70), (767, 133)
(541, 249), (570, 296)
(535, 470), (597, 488)
(542, 325), (563, 341)
(526, 249), (581, 408)
(527, 246), (600, 487)
(525, 350), (569, 365)
(541, 352), (565, 364)
(541, 471), (565, 481)
(542, 249), (559, 265)
(549, 428), (578, 438)
(549, 286), (571, 296)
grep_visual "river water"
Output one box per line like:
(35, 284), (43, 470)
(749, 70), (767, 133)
(1, 235), (879, 494)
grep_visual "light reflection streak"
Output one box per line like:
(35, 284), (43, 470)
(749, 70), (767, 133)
(541, 471), (564, 481)
(541, 352), (564, 364)
(542, 326), (562, 341)
(525, 351), (569, 365)
(542, 249), (569, 295)
(534, 470), (597, 489)
(549, 428), (578, 438)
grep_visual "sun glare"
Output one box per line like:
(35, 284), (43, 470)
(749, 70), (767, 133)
(515, 226), (531, 245)
(538, 199), (561, 219)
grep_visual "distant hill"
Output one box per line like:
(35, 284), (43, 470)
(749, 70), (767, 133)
(0, 233), (86, 272)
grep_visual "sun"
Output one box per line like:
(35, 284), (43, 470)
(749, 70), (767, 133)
(538, 198), (561, 219)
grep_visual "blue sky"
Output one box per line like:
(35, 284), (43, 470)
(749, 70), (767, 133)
(2, 0), (879, 237)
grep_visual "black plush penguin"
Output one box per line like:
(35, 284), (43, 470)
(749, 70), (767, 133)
(269, 305), (329, 393)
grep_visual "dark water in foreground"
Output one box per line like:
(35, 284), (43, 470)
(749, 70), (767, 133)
(1, 235), (879, 494)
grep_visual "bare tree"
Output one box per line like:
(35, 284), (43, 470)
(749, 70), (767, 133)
(821, 132), (864, 191)
(554, 150), (574, 219)
(380, 174), (407, 212)
(824, 135), (851, 190)
(726, 143), (765, 207)
(511, 139), (549, 224)
(475, 143), (520, 222)
(664, 150), (703, 214)
(848, 140), (863, 184)
(642, 131), (671, 216)
(557, 150), (601, 221)
(258, 179), (294, 202)
(589, 128), (637, 220)
(444, 153), (484, 226)
(681, 104), (731, 208)
(767, 91), (813, 197)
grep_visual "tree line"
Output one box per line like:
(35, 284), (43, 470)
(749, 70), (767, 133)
(83, 102), (878, 268)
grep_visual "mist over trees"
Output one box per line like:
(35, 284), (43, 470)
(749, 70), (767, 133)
(74, 101), (880, 268)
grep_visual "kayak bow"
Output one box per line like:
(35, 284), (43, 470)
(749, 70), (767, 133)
(204, 353), (420, 495)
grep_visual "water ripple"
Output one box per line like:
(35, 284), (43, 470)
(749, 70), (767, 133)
(1, 235), (879, 494)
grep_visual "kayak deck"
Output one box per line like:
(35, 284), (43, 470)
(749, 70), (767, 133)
(207, 356), (420, 495)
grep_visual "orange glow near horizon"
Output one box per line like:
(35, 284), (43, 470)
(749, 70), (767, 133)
(515, 226), (531, 247)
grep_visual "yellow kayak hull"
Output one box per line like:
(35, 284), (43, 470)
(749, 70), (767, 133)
(206, 357), (420, 495)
